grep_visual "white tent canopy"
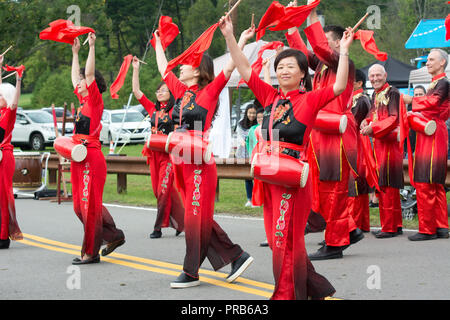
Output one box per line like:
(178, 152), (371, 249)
(409, 54), (450, 87)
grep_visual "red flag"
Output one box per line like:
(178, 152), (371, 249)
(360, 134), (381, 192)
(398, 94), (409, 149)
(354, 30), (388, 61)
(110, 55), (133, 99)
(150, 16), (180, 51)
(255, 1), (286, 41)
(237, 41), (284, 87)
(165, 23), (219, 76)
(269, 0), (320, 32)
(2, 64), (25, 78)
(39, 19), (95, 45)
(445, 14), (450, 41)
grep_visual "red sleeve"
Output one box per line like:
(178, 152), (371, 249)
(302, 85), (335, 116)
(138, 94), (156, 115)
(304, 21), (339, 69)
(245, 70), (278, 108)
(86, 80), (104, 130)
(197, 71), (229, 112)
(163, 71), (187, 100)
(0, 108), (17, 139)
(371, 90), (400, 139)
(284, 29), (319, 70)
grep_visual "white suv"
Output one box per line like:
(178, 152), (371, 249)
(12, 110), (57, 151)
(100, 109), (151, 145)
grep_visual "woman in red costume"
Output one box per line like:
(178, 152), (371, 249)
(70, 34), (125, 264)
(0, 54), (23, 249)
(221, 15), (354, 299)
(132, 56), (184, 239)
(154, 26), (255, 289)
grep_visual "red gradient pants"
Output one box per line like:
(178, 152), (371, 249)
(148, 151), (184, 232)
(348, 194), (370, 232)
(377, 186), (402, 233)
(174, 160), (243, 279)
(0, 148), (22, 241)
(415, 182), (448, 234)
(263, 178), (335, 300)
(71, 147), (125, 257)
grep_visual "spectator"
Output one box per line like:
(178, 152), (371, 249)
(235, 103), (258, 207)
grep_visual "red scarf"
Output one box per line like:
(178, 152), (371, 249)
(110, 55), (133, 99)
(150, 16), (179, 51)
(354, 30), (388, 61)
(2, 64), (25, 78)
(39, 19), (95, 45)
(165, 23), (219, 76)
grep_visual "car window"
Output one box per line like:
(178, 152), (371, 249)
(16, 114), (26, 123)
(25, 111), (54, 123)
(111, 112), (144, 123)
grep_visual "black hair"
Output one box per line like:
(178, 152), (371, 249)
(79, 68), (107, 94)
(413, 85), (426, 95)
(323, 25), (345, 41)
(355, 69), (366, 89)
(239, 104), (258, 130)
(155, 82), (175, 111)
(274, 49), (313, 92)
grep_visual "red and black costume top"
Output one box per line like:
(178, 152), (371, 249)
(138, 95), (174, 135)
(0, 107), (16, 151)
(411, 73), (449, 185)
(367, 82), (404, 189)
(285, 22), (357, 180)
(163, 71), (228, 132)
(245, 70), (336, 159)
(73, 81), (104, 147)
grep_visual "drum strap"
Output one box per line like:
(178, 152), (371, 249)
(268, 97), (280, 143)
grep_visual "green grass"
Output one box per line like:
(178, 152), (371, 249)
(19, 93), (33, 109)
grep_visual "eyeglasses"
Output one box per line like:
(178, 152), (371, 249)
(155, 89), (169, 94)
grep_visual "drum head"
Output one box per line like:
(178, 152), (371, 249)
(424, 120), (437, 136)
(71, 144), (88, 162)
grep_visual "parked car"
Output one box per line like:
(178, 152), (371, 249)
(100, 109), (151, 145)
(12, 110), (58, 150)
(41, 107), (74, 136)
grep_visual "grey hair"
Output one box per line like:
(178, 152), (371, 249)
(430, 49), (448, 70)
(0, 82), (16, 107)
(368, 64), (386, 75)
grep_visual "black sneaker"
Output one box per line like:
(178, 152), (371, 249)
(150, 230), (162, 239)
(408, 232), (437, 241)
(0, 238), (10, 249)
(436, 228), (449, 239)
(226, 252), (254, 283)
(170, 272), (200, 289)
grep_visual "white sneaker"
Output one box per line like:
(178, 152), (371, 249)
(245, 201), (252, 207)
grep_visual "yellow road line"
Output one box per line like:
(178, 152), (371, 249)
(22, 233), (275, 291)
(19, 234), (273, 298)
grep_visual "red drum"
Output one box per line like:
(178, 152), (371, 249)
(166, 131), (213, 164)
(251, 152), (309, 188)
(314, 111), (348, 134)
(145, 132), (169, 153)
(54, 136), (87, 162)
(13, 152), (42, 189)
(408, 112), (436, 136)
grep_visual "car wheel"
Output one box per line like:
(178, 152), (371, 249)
(30, 133), (45, 151)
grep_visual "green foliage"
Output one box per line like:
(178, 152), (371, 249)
(1, 0), (448, 110)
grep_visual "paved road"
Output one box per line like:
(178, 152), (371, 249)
(2, 197), (450, 300)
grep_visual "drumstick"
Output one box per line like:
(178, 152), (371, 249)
(1, 45), (13, 56)
(137, 59), (147, 65)
(251, 13), (255, 27)
(225, 0), (244, 19)
(1, 72), (16, 80)
(351, 12), (370, 33)
(82, 37), (89, 46)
